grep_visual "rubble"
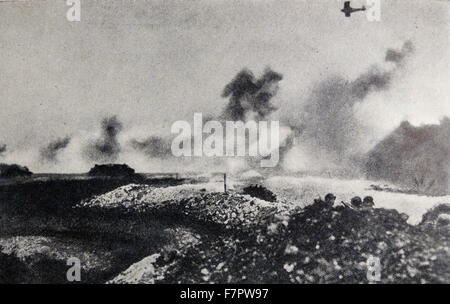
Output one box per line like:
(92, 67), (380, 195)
(107, 254), (161, 284)
(76, 184), (294, 231)
(77, 186), (450, 283)
(153, 199), (450, 284)
(0, 236), (113, 283)
(420, 203), (450, 236)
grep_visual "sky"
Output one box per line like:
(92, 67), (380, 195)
(0, 0), (449, 172)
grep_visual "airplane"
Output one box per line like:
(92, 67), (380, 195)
(341, 1), (366, 17)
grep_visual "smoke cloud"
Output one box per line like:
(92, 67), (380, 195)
(293, 40), (415, 165)
(366, 117), (450, 195)
(39, 137), (71, 163)
(130, 136), (172, 159)
(221, 68), (283, 121)
(0, 144), (6, 156)
(385, 40), (414, 64)
(1, 40), (430, 182)
(84, 116), (123, 163)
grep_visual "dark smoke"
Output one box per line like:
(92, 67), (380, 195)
(0, 144), (6, 156)
(84, 116), (123, 163)
(39, 137), (71, 163)
(366, 117), (450, 195)
(130, 136), (172, 159)
(298, 41), (414, 163)
(385, 40), (414, 64)
(222, 68), (283, 121)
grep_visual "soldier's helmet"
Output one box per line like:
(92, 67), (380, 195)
(325, 193), (336, 200)
(325, 193), (336, 202)
(363, 196), (374, 207)
(350, 196), (363, 208)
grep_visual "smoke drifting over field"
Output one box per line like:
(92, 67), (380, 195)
(130, 136), (172, 159)
(3, 38), (446, 192)
(39, 137), (71, 163)
(366, 117), (450, 195)
(285, 41), (415, 169)
(84, 116), (123, 163)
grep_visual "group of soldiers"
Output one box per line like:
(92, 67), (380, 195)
(317, 193), (375, 210)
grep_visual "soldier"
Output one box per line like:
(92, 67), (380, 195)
(362, 196), (375, 209)
(350, 196), (363, 209)
(324, 193), (336, 208)
(313, 193), (335, 209)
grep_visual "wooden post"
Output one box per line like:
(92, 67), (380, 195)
(224, 173), (227, 193)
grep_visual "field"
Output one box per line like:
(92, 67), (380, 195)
(0, 174), (449, 283)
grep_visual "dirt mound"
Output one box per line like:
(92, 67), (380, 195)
(79, 185), (450, 283)
(243, 184), (277, 202)
(77, 184), (294, 231)
(0, 163), (32, 178)
(0, 236), (113, 283)
(151, 201), (449, 283)
(88, 164), (136, 177)
(108, 228), (202, 284)
(101, 194), (449, 284)
(420, 203), (450, 236)
(108, 254), (161, 284)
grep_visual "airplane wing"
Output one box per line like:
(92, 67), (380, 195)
(344, 1), (351, 9)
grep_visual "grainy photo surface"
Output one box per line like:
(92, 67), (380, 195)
(0, 0), (449, 285)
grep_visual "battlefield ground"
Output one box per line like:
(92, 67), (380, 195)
(0, 172), (449, 284)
